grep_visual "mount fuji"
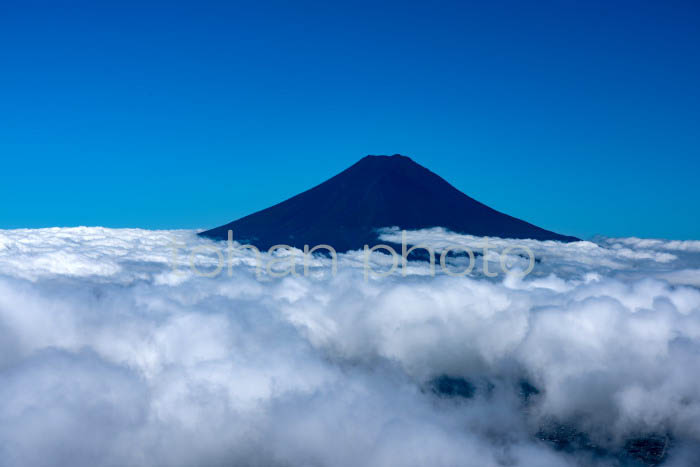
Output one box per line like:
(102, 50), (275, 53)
(199, 154), (578, 250)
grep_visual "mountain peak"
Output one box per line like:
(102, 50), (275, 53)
(355, 154), (416, 167)
(199, 155), (578, 250)
(363, 153), (412, 160)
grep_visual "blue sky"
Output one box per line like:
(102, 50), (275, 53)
(1, 0), (698, 239)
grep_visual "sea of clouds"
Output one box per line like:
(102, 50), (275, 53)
(0, 227), (699, 466)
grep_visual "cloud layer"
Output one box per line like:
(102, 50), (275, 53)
(0, 227), (699, 466)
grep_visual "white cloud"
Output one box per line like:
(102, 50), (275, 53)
(0, 227), (699, 466)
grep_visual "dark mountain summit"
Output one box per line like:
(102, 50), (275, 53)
(199, 154), (578, 250)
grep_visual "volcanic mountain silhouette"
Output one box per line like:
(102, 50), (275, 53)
(199, 155), (578, 250)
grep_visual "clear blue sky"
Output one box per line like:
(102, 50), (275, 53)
(1, 0), (698, 239)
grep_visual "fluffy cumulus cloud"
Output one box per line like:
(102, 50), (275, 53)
(0, 227), (699, 466)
